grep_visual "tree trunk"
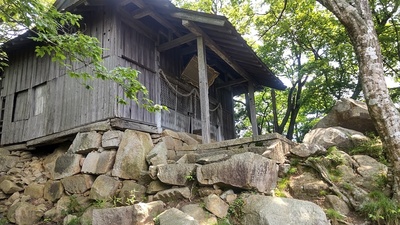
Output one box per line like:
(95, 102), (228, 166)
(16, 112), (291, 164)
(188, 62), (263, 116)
(317, 0), (400, 200)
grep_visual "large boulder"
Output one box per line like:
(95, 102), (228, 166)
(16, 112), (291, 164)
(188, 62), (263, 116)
(157, 164), (197, 186)
(102, 130), (123, 149)
(157, 208), (199, 225)
(242, 195), (329, 225)
(92, 206), (134, 225)
(196, 152), (278, 193)
(61, 174), (95, 194)
(146, 142), (168, 166)
(14, 202), (45, 225)
(68, 131), (102, 154)
(81, 150), (116, 174)
(314, 98), (375, 134)
(203, 194), (229, 218)
(53, 154), (83, 180)
(303, 127), (369, 151)
(89, 175), (120, 200)
(112, 130), (153, 180)
(181, 204), (217, 225)
(0, 155), (19, 172)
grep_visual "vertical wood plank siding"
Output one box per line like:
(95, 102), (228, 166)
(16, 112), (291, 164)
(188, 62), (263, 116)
(0, 8), (120, 145)
(1, 6), (237, 145)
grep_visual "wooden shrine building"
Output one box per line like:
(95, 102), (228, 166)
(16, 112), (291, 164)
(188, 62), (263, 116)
(0, 0), (285, 149)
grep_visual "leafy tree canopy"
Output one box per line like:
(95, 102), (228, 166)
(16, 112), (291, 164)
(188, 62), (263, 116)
(173, 0), (400, 141)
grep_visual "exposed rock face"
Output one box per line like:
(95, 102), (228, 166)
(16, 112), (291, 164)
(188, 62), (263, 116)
(181, 204), (218, 225)
(102, 130), (123, 149)
(14, 202), (45, 225)
(196, 152), (278, 193)
(147, 180), (170, 194)
(314, 98), (375, 134)
(132, 201), (165, 225)
(303, 127), (369, 150)
(43, 147), (66, 180)
(289, 172), (330, 198)
(204, 194), (229, 218)
(43, 181), (64, 202)
(0, 128), (381, 225)
(177, 132), (199, 145)
(290, 143), (326, 158)
(157, 164), (197, 186)
(68, 131), (102, 154)
(23, 183), (44, 199)
(0, 155), (19, 172)
(112, 130), (153, 180)
(0, 180), (23, 194)
(146, 142), (168, 166)
(53, 154), (83, 180)
(260, 139), (290, 164)
(158, 208), (199, 225)
(92, 206), (134, 225)
(118, 180), (146, 203)
(154, 187), (191, 201)
(324, 195), (350, 216)
(242, 195), (329, 225)
(81, 150), (116, 174)
(89, 175), (120, 200)
(61, 174), (94, 194)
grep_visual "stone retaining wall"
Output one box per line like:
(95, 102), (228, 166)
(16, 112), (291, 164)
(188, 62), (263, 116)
(0, 129), (293, 225)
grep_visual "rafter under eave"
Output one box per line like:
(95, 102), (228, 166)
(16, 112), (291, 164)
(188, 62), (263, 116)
(182, 20), (256, 86)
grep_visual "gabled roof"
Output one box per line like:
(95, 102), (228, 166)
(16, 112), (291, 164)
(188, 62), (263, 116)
(8, 0), (285, 93)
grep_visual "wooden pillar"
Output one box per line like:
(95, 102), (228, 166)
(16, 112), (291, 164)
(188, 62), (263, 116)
(197, 36), (211, 143)
(155, 37), (162, 133)
(248, 83), (258, 136)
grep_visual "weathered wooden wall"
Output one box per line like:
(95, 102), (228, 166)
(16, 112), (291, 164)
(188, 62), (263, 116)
(0, 7), (120, 145)
(1, 4), (236, 145)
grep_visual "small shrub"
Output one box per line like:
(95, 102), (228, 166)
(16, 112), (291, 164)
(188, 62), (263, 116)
(63, 196), (85, 216)
(228, 197), (245, 219)
(319, 190), (328, 196)
(66, 217), (80, 225)
(185, 172), (196, 182)
(274, 177), (289, 197)
(92, 199), (108, 208)
(0, 218), (9, 225)
(287, 167), (297, 175)
(325, 147), (345, 167)
(341, 182), (354, 191)
(325, 208), (345, 224)
(216, 218), (232, 225)
(111, 196), (123, 207)
(360, 191), (400, 225)
(125, 190), (137, 205)
(349, 135), (387, 164)
(328, 168), (343, 183)
(375, 174), (389, 189)
(153, 216), (160, 225)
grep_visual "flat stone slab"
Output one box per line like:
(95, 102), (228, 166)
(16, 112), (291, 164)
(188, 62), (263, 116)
(197, 152), (278, 193)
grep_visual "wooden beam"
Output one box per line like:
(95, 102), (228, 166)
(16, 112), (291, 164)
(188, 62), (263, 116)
(130, 0), (182, 37)
(216, 78), (247, 90)
(182, 20), (256, 85)
(110, 118), (158, 134)
(172, 11), (226, 27)
(248, 83), (258, 137)
(149, 11), (182, 37)
(197, 36), (211, 144)
(157, 33), (197, 52)
(132, 7), (152, 19)
(118, 8), (157, 41)
(26, 120), (112, 147)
